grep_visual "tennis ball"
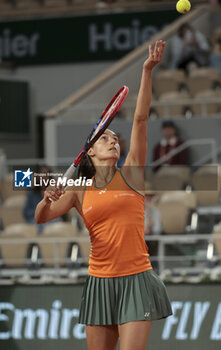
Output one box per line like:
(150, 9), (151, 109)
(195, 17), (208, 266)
(176, 0), (191, 14)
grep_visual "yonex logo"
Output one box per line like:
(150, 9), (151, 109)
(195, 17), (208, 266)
(144, 312), (150, 318)
(99, 188), (107, 195)
(14, 168), (33, 188)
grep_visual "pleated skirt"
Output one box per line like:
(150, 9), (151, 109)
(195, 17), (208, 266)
(78, 269), (172, 325)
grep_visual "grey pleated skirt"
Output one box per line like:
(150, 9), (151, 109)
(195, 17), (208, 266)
(79, 269), (172, 325)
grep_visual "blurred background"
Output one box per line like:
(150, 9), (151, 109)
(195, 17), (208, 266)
(0, 0), (221, 349)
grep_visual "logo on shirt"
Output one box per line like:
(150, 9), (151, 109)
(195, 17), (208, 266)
(14, 168), (33, 188)
(99, 188), (107, 195)
(83, 206), (93, 215)
(114, 193), (135, 198)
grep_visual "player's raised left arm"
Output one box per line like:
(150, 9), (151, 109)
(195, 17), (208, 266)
(125, 40), (166, 166)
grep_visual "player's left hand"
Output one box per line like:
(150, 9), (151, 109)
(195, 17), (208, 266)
(143, 40), (166, 71)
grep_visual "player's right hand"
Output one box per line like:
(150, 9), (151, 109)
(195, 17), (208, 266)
(44, 184), (64, 203)
(143, 40), (166, 71)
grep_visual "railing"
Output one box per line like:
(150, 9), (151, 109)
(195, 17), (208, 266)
(52, 96), (221, 122)
(0, 233), (221, 279)
(151, 233), (221, 276)
(195, 144), (221, 166)
(5, 137), (218, 170)
(150, 97), (221, 119)
(0, 235), (89, 279)
(150, 138), (218, 167)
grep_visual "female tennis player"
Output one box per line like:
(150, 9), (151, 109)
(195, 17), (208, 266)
(35, 40), (172, 350)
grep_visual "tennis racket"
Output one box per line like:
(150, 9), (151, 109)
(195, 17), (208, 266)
(62, 85), (129, 181)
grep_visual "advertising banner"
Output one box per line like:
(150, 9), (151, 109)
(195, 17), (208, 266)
(0, 10), (178, 66)
(0, 283), (221, 349)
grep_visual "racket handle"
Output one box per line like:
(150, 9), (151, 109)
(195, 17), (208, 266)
(55, 164), (76, 190)
(62, 164), (77, 183)
(47, 164), (77, 200)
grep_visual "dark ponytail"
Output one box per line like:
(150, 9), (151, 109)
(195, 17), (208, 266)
(77, 153), (96, 179)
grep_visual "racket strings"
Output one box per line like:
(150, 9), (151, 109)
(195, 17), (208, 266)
(95, 90), (126, 131)
(88, 86), (128, 142)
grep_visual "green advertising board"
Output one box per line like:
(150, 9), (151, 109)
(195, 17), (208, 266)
(0, 10), (179, 66)
(0, 283), (221, 350)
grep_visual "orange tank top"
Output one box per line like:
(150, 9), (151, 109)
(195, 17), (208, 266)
(81, 169), (152, 277)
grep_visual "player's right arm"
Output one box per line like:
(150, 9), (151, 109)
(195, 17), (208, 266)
(35, 186), (76, 224)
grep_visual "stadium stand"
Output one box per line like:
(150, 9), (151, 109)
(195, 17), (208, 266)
(0, 175), (27, 228)
(186, 67), (221, 96)
(155, 91), (191, 118)
(0, 223), (37, 267)
(0, 206), (25, 227)
(0, 149), (7, 183)
(213, 222), (221, 263)
(38, 222), (79, 267)
(157, 191), (197, 235)
(133, 68), (221, 119)
(192, 89), (221, 117)
(152, 165), (191, 191)
(191, 164), (221, 206)
(152, 69), (187, 98)
(144, 167), (153, 187)
(4, 194), (26, 208)
(0, 173), (22, 201)
(135, 65), (221, 119)
(212, 25), (221, 41)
